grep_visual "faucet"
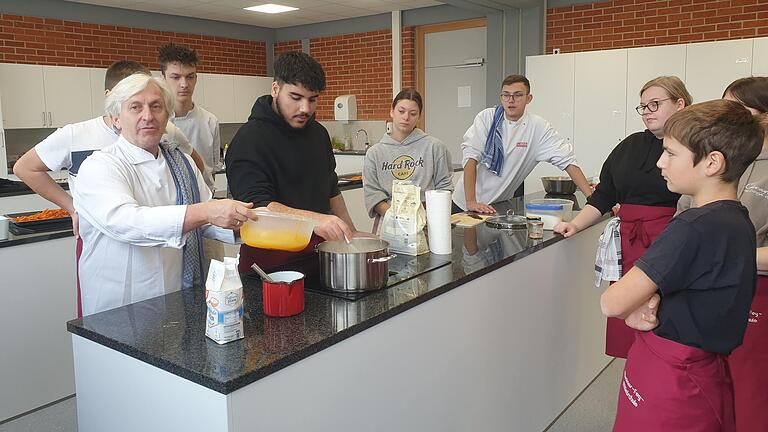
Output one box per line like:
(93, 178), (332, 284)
(355, 129), (370, 150)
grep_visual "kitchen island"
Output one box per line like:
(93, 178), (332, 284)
(67, 192), (611, 432)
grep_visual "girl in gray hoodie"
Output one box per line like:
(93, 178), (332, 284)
(363, 89), (454, 219)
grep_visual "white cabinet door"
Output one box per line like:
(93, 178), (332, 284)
(199, 73), (235, 123)
(233, 75), (272, 123)
(685, 39), (752, 103)
(43, 66), (93, 127)
(574, 49), (628, 180)
(752, 37), (768, 75)
(88, 67), (106, 118)
(0, 63), (46, 128)
(625, 44), (687, 134)
(191, 72), (206, 109)
(525, 53), (575, 193)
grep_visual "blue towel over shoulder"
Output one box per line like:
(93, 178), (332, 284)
(479, 105), (505, 176)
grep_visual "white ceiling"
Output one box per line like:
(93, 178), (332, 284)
(64, 0), (444, 28)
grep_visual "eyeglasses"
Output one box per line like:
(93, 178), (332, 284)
(635, 98), (672, 115)
(500, 92), (527, 102)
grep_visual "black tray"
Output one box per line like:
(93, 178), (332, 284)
(6, 210), (72, 228)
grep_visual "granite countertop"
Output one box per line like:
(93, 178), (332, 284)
(333, 149), (367, 155)
(0, 227), (73, 248)
(67, 191), (595, 394)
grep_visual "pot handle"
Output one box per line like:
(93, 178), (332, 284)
(368, 254), (397, 263)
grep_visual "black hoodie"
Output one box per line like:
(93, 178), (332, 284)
(225, 95), (340, 213)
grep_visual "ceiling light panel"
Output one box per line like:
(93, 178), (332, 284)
(244, 3), (299, 13)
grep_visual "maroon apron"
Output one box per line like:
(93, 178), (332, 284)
(727, 275), (768, 431)
(613, 331), (735, 432)
(76, 236), (83, 319)
(238, 234), (324, 274)
(605, 204), (676, 358)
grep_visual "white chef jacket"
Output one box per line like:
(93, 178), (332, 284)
(171, 104), (220, 187)
(35, 116), (194, 195)
(73, 135), (216, 316)
(452, 109), (579, 210)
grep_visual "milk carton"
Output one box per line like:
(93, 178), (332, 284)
(205, 257), (244, 344)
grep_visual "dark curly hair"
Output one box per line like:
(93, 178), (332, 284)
(158, 43), (199, 73)
(273, 51), (326, 92)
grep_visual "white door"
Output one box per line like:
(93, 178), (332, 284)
(233, 75), (273, 123)
(685, 39), (753, 103)
(752, 37), (768, 75)
(574, 49), (628, 180)
(625, 44), (687, 134)
(43, 66), (93, 127)
(0, 63), (46, 128)
(524, 53), (575, 193)
(88, 67), (106, 118)
(424, 26), (487, 165)
(199, 73), (235, 123)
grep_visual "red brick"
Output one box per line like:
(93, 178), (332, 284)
(655, 35), (681, 43)
(716, 22), (742, 30)
(679, 32), (704, 41)
(730, 28), (757, 37)
(702, 30), (730, 39)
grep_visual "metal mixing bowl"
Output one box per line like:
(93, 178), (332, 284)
(541, 176), (576, 195)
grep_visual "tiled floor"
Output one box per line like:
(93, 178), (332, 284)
(0, 359), (624, 432)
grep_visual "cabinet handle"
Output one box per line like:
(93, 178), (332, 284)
(47, 112), (52, 126)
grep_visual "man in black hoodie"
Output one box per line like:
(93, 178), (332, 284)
(226, 51), (356, 271)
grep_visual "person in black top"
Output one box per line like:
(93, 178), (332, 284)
(555, 76), (693, 359)
(226, 51), (356, 271)
(601, 100), (763, 432)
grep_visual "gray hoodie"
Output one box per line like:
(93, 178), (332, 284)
(363, 128), (453, 218)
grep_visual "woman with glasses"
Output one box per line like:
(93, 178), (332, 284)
(677, 76), (768, 431)
(555, 76), (692, 358)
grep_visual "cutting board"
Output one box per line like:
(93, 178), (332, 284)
(451, 212), (490, 228)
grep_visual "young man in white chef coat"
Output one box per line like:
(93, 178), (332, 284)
(12, 60), (206, 317)
(159, 42), (220, 190)
(452, 74), (593, 213)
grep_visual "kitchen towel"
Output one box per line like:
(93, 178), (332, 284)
(426, 189), (453, 255)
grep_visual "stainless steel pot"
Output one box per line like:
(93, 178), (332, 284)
(316, 238), (396, 292)
(541, 176), (577, 195)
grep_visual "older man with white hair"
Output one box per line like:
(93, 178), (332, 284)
(74, 73), (257, 316)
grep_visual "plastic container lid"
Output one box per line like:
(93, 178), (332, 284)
(525, 202), (565, 211)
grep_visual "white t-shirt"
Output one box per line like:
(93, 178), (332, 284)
(34, 116), (193, 194)
(171, 104), (220, 183)
(452, 110), (579, 210)
(73, 136), (210, 316)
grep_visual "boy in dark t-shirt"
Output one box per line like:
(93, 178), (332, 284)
(599, 99), (764, 432)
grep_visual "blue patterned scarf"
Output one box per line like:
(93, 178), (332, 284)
(479, 105), (505, 176)
(160, 142), (204, 289)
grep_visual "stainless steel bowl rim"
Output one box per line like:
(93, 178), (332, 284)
(316, 238), (389, 254)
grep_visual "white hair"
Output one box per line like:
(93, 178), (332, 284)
(104, 73), (174, 118)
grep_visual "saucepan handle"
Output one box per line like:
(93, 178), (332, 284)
(368, 254), (397, 263)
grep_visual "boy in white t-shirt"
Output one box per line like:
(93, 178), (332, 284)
(159, 43), (221, 189)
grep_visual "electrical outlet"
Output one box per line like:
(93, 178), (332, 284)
(386, 121), (393, 133)
(553, 48), (561, 54)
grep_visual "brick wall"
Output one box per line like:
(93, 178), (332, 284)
(274, 40), (302, 58)
(276, 27), (415, 121)
(0, 13), (267, 75)
(547, 0), (768, 54)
